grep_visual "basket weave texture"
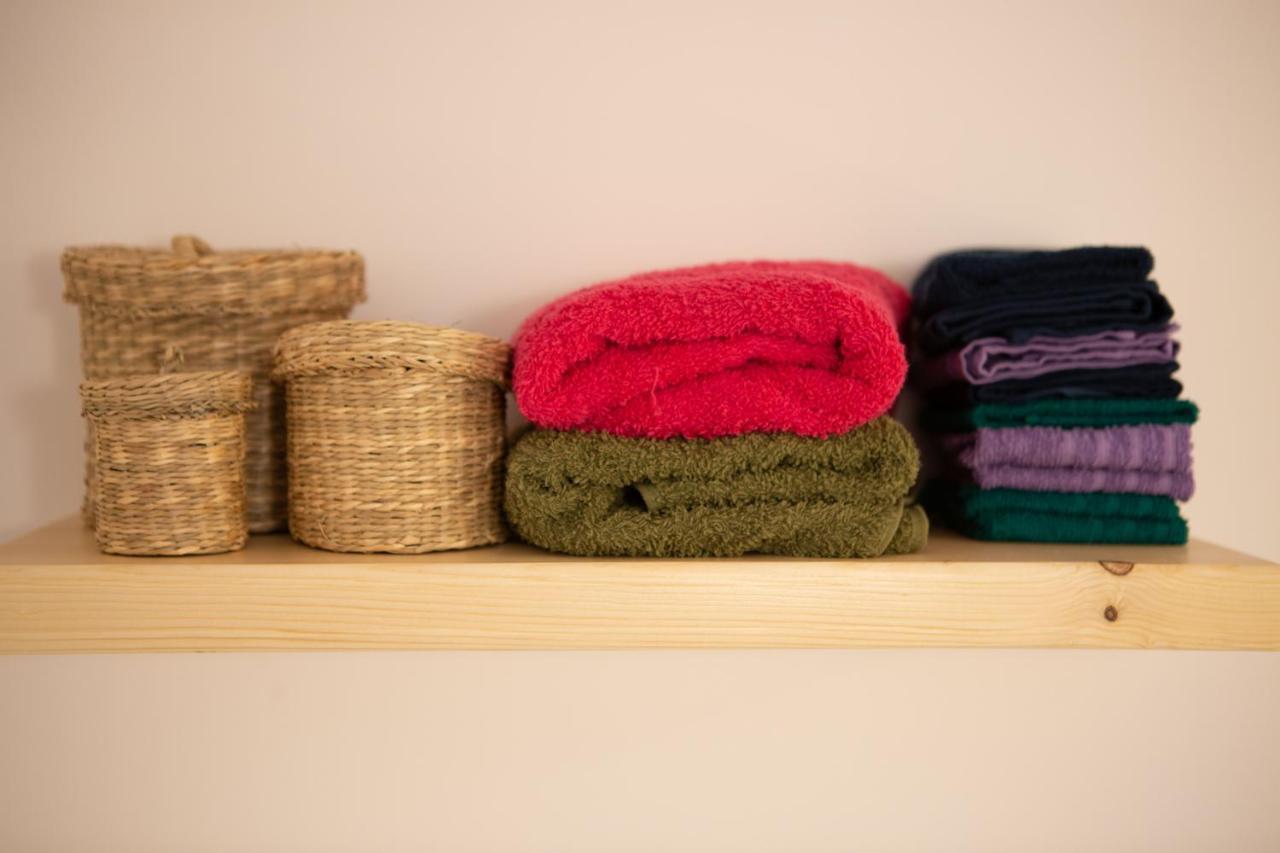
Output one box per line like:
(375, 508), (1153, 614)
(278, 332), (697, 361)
(63, 235), (366, 532)
(275, 321), (511, 554)
(81, 371), (254, 556)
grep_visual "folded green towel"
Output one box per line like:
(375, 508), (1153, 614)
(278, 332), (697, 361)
(923, 483), (1188, 544)
(923, 398), (1199, 432)
(505, 417), (928, 557)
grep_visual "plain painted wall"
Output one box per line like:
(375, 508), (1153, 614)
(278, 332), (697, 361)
(3, 650), (1280, 853)
(1, 1), (1278, 850)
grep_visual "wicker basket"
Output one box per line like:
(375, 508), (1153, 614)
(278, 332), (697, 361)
(81, 372), (254, 556)
(63, 234), (366, 532)
(274, 320), (510, 553)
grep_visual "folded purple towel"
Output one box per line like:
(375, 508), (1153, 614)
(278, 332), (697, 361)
(915, 326), (1179, 388)
(941, 424), (1194, 500)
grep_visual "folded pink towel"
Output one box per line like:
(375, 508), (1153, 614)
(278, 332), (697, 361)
(512, 260), (911, 438)
(941, 424), (1194, 499)
(914, 326), (1179, 388)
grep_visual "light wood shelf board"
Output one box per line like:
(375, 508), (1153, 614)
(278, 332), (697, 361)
(1, 517), (1276, 653)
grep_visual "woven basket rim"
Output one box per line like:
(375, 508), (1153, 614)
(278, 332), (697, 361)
(62, 243), (363, 268)
(61, 236), (367, 315)
(81, 371), (255, 419)
(274, 320), (511, 386)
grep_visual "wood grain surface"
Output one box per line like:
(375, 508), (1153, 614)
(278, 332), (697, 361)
(1, 517), (1276, 653)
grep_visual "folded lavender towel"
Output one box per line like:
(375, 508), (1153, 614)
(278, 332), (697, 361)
(941, 424), (1194, 500)
(915, 326), (1179, 388)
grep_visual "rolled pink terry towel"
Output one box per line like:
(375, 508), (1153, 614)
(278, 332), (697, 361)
(941, 424), (1194, 500)
(914, 326), (1179, 389)
(512, 261), (911, 438)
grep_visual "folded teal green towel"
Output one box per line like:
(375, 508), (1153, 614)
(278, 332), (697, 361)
(923, 398), (1199, 432)
(923, 484), (1188, 544)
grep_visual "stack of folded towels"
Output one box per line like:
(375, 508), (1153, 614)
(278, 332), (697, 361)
(910, 246), (1196, 544)
(504, 260), (929, 557)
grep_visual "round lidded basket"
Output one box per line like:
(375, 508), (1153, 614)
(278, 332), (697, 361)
(274, 320), (511, 553)
(62, 234), (366, 533)
(81, 371), (254, 556)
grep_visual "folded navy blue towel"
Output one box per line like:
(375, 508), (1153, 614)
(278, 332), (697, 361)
(922, 361), (1182, 406)
(913, 246), (1154, 314)
(915, 281), (1173, 354)
(911, 247), (1171, 355)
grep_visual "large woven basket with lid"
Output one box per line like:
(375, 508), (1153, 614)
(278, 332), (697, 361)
(62, 234), (366, 531)
(274, 320), (510, 554)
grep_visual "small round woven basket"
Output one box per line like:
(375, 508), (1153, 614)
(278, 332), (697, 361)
(62, 234), (366, 533)
(274, 320), (511, 554)
(81, 371), (254, 556)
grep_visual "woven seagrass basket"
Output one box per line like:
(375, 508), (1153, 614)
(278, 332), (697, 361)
(81, 372), (254, 556)
(63, 235), (366, 532)
(274, 320), (510, 553)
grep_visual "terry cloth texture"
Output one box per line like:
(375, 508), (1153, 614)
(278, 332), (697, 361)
(913, 326), (1179, 387)
(941, 424), (1194, 500)
(911, 246), (1170, 355)
(915, 281), (1172, 354)
(923, 362), (1182, 406)
(922, 398), (1200, 432)
(504, 416), (928, 558)
(512, 260), (911, 439)
(913, 246), (1154, 314)
(923, 484), (1188, 545)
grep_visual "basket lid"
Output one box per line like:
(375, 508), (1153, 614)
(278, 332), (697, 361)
(81, 371), (255, 419)
(62, 234), (366, 316)
(274, 320), (511, 387)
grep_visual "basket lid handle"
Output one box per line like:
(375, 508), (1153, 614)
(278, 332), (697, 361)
(171, 234), (213, 257)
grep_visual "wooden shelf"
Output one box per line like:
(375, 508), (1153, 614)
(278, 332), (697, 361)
(1, 517), (1276, 653)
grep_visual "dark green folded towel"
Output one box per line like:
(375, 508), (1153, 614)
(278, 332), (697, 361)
(505, 417), (928, 557)
(923, 398), (1199, 432)
(923, 483), (1188, 544)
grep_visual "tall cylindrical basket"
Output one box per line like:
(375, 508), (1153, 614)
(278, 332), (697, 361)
(274, 320), (510, 553)
(81, 371), (254, 556)
(62, 235), (366, 531)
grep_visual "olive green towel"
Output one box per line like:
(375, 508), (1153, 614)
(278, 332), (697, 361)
(505, 417), (928, 557)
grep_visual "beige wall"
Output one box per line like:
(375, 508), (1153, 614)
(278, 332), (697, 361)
(1, 650), (1279, 852)
(1, 1), (1278, 850)
(3, 0), (1279, 560)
